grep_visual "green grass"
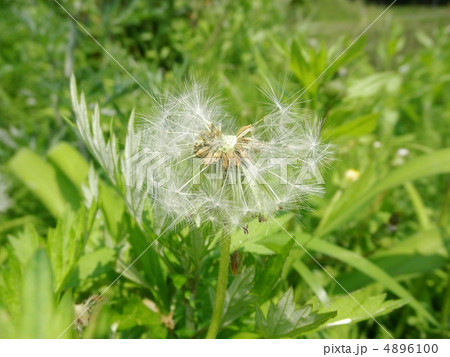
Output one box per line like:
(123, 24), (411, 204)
(0, 0), (449, 339)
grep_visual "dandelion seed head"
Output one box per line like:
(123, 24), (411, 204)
(131, 81), (331, 231)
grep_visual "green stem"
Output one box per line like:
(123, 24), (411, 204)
(206, 231), (231, 339)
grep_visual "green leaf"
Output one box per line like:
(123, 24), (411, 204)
(171, 274), (187, 290)
(317, 148), (450, 236)
(99, 184), (125, 239)
(1, 226), (40, 319)
(0, 307), (16, 338)
(290, 41), (318, 94)
(113, 297), (167, 338)
(47, 208), (85, 292)
(415, 31), (434, 48)
(81, 304), (113, 339)
(47, 142), (90, 190)
(330, 36), (366, 73)
(254, 240), (293, 301)
(290, 37), (365, 97)
(116, 260), (151, 289)
(310, 290), (406, 331)
(19, 249), (54, 338)
(0, 251), (22, 319)
(8, 148), (81, 217)
(66, 247), (116, 288)
(0, 216), (38, 235)
(222, 267), (256, 327)
(292, 259), (329, 304)
(230, 331), (260, 339)
(346, 72), (402, 99)
(51, 292), (75, 339)
(323, 113), (379, 138)
(231, 215), (292, 255)
(256, 288), (336, 338)
(303, 234), (438, 325)
(7, 225), (39, 266)
(336, 228), (448, 291)
(128, 222), (169, 312)
(404, 182), (431, 230)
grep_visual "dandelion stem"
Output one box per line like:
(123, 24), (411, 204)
(206, 230), (231, 339)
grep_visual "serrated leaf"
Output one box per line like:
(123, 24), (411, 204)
(1, 226), (40, 320)
(222, 267), (256, 327)
(309, 290), (407, 330)
(7, 225), (39, 266)
(65, 247), (116, 288)
(256, 288), (336, 338)
(301, 233), (438, 325)
(47, 208), (85, 292)
(0, 250), (22, 319)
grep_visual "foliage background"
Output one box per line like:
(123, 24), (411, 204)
(0, 0), (449, 339)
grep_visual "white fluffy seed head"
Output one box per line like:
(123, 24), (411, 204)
(130, 82), (331, 232)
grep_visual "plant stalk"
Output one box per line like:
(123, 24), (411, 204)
(206, 231), (231, 339)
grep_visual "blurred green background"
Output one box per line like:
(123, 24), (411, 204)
(0, 0), (449, 339)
